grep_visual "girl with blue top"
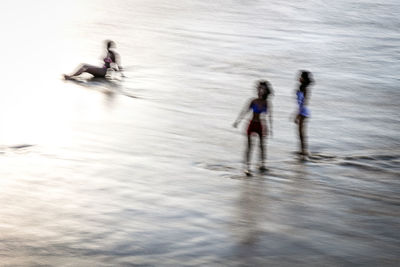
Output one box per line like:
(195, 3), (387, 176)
(295, 71), (313, 156)
(233, 80), (273, 175)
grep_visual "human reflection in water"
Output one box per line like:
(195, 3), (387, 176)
(233, 81), (273, 175)
(228, 179), (269, 266)
(234, 180), (265, 245)
(294, 71), (313, 157)
(64, 40), (123, 80)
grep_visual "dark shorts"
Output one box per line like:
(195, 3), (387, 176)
(247, 121), (265, 136)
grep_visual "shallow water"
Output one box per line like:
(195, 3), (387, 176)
(0, 0), (399, 266)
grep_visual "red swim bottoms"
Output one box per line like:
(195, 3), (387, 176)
(247, 121), (265, 136)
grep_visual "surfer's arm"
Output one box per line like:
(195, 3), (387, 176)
(233, 99), (252, 128)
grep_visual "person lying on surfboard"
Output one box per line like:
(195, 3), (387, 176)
(64, 40), (123, 80)
(233, 80), (273, 175)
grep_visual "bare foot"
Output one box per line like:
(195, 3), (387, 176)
(63, 74), (72, 80)
(301, 151), (309, 156)
(259, 166), (268, 172)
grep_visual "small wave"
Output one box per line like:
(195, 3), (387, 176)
(345, 154), (400, 161)
(0, 144), (35, 155)
(194, 162), (238, 172)
(339, 153), (400, 174)
(195, 152), (400, 182)
(302, 152), (399, 173)
(338, 161), (390, 173)
(9, 144), (35, 149)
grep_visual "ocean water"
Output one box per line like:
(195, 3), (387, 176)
(0, 0), (399, 265)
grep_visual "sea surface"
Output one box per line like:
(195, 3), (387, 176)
(0, 0), (399, 266)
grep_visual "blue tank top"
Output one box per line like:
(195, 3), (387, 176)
(297, 91), (305, 106)
(297, 91), (310, 117)
(251, 102), (267, 114)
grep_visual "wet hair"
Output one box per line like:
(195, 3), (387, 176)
(258, 80), (272, 100)
(105, 40), (115, 50)
(299, 70), (313, 92)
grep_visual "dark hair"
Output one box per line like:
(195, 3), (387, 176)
(105, 40), (115, 50)
(299, 70), (313, 91)
(258, 80), (272, 100)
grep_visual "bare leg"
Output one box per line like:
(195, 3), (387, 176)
(86, 66), (107, 77)
(65, 64), (107, 79)
(259, 134), (266, 171)
(299, 116), (307, 155)
(245, 135), (252, 171)
(64, 64), (88, 79)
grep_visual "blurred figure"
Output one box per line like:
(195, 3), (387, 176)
(233, 81), (273, 175)
(294, 70), (313, 157)
(64, 40), (123, 80)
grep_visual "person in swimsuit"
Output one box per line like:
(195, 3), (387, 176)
(233, 80), (273, 174)
(294, 70), (313, 157)
(64, 40), (123, 80)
